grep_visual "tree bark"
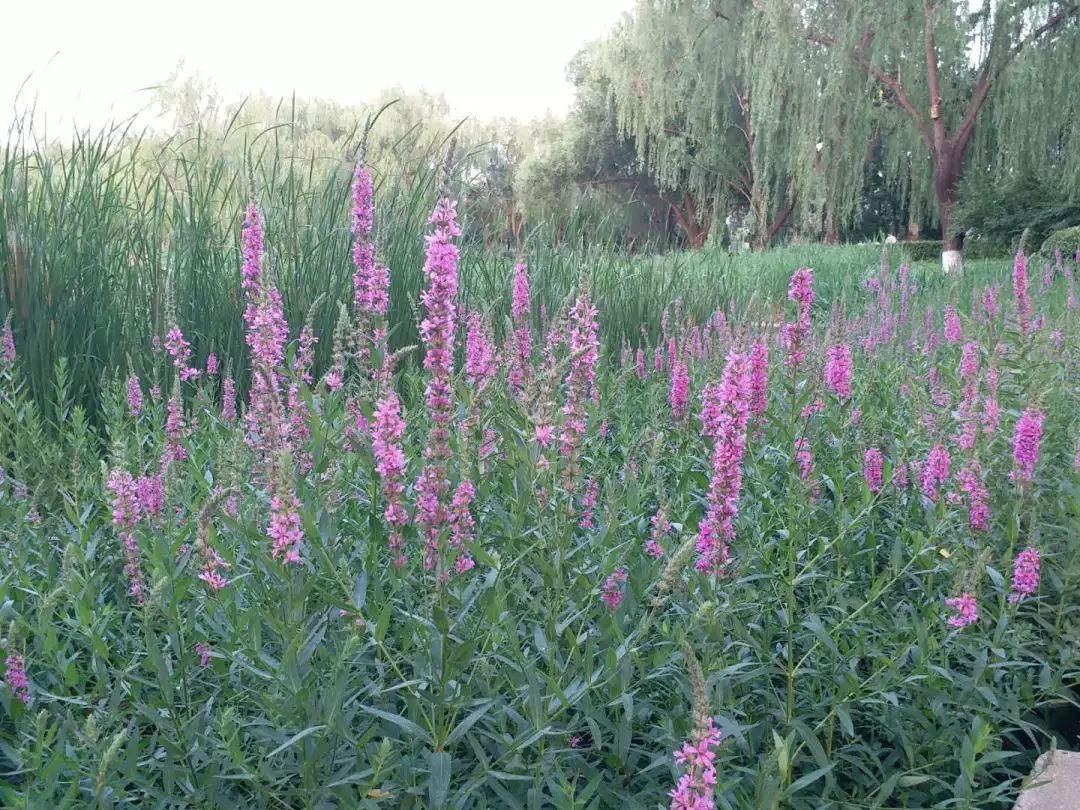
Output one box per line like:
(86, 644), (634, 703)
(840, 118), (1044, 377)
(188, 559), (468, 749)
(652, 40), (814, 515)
(665, 193), (710, 249)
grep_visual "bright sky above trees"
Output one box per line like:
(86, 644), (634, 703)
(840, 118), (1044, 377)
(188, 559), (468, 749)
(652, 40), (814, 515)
(0, 0), (634, 131)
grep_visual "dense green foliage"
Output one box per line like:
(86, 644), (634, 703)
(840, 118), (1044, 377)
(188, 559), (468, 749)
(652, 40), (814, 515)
(953, 170), (1080, 251)
(2, 228), (1080, 806)
(1, 123), (911, 420)
(1038, 226), (1080, 263)
(565, 0), (1080, 250)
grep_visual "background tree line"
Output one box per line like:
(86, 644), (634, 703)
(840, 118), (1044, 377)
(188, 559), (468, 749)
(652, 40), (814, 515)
(136, 0), (1080, 263)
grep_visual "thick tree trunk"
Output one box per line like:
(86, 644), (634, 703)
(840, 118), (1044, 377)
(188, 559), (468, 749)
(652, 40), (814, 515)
(935, 145), (965, 274)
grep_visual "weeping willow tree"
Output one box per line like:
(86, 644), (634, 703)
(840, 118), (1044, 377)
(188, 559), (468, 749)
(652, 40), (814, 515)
(758, 0), (1080, 270)
(592, 0), (881, 249)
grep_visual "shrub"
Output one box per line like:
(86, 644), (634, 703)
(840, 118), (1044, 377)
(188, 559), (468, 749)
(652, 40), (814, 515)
(953, 169), (1080, 251)
(899, 240), (1007, 263)
(900, 239), (944, 261)
(1038, 225), (1080, 264)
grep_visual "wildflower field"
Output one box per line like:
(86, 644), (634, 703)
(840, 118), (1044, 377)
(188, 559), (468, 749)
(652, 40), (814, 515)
(1, 157), (1079, 808)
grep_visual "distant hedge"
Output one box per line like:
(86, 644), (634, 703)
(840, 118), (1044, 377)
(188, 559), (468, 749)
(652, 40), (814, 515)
(1038, 226), (1080, 264)
(898, 240), (1008, 262)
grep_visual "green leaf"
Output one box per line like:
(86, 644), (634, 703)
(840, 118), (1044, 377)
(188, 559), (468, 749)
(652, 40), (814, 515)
(358, 705), (433, 746)
(264, 725), (327, 759)
(428, 751), (451, 808)
(445, 701), (494, 747)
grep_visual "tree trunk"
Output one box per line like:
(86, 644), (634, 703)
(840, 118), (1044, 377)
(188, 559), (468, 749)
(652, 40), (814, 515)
(667, 194), (710, 249)
(935, 145), (965, 274)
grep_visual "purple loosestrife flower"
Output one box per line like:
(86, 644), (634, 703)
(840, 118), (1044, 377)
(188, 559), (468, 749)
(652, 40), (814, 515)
(241, 204), (291, 460)
(559, 282), (599, 490)
(669, 360), (690, 421)
(983, 285), (1000, 323)
(351, 164), (376, 307)
(165, 393), (187, 463)
(601, 568), (627, 612)
(534, 423), (553, 449)
(508, 262), (533, 393)
(197, 541), (230, 593)
(864, 447), (884, 493)
(448, 480), (477, 575)
(646, 507), (669, 559)
(242, 203), (264, 293)
(579, 478), (599, 529)
(795, 438), (818, 498)
(899, 263), (911, 337)
(824, 342), (853, 401)
(944, 305), (962, 344)
(107, 468), (147, 603)
(956, 462), (989, 532)
(127, 375), (142, 417)
(1041, 261), (1054, 294)
(373, 391), (409, 567)
(294, 326), (317, 385)
(1, 314), (14, 366)
(696, 351), (751, 574)
(982, 367), (1000, 435)
(206, 352), (217, 376)
(222, 375), (237, 421)
(245, 287), (288, 375)
(669, 718), (722, 810)
(137, 474), (164, 517)
(4, 652), (29, 704)
(242, 202), (302, 563)
(164, 326), (200, 382)
(959, 342), (979, 381)
(635, 347), (646, 380)
(465, 310), (498, 391)
(351, 163), (391, 366)
(416, 197), (461, 573)
(194, 643), (212, 667)
(748, 340), (768, 417)
(920, 444), (950, 501)
(268, 494), (302, 564)
(700, 382), (723, 440)
(946, 592), (978, 629)
(1008, 546), (1040, 603)
(895, 460), (909, 489)
(781, 268), (814, 369)
(1012, 407), (1044, 484)
(1013, 252), (1032, 337)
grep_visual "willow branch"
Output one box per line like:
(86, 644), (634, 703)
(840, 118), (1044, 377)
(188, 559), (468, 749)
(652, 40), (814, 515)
(955, 1), (1079, 150)
(797, 22), (934, 150)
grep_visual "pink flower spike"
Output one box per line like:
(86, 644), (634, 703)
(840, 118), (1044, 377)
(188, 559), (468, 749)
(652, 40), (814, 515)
(945, 591), (978, 629)
(1008, 546), (1040, 603)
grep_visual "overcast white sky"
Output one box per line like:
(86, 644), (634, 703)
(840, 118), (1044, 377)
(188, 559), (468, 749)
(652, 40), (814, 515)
(1, 0), (635, 133)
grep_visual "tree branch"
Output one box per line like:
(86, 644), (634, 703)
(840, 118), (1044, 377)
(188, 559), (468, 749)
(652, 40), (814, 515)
(794, 20), (934, 150)
(858, 58), (934, 149)
(955, 1), (1079, 151)
(924, 0), (945, 152)
(767, 194), (797, 242)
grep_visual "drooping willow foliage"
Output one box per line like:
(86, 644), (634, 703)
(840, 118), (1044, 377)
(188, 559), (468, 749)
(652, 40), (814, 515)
(593, 0), (1080, 248)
